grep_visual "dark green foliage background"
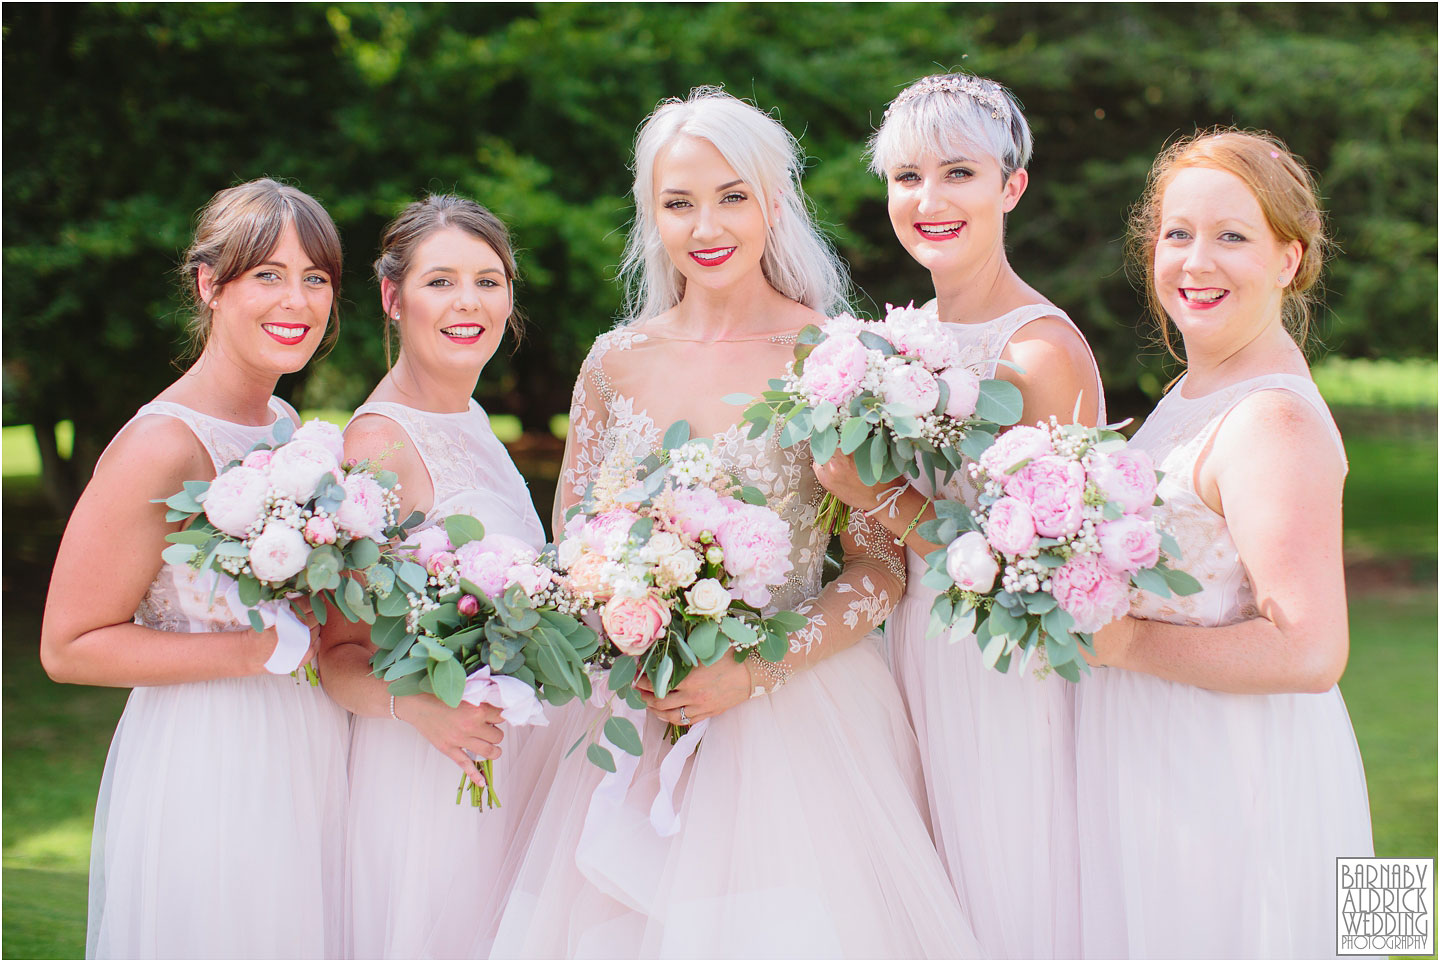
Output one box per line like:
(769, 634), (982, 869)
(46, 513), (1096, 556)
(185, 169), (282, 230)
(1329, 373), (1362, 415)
(4, 3), (1435, 502)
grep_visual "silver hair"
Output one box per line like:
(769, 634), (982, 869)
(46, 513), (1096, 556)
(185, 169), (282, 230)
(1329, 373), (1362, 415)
(868, 72), (1033, 180)
(619, 86), (848, 324)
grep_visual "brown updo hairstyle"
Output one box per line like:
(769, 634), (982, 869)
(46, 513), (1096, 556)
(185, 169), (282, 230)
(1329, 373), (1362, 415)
(180, 178), (344, 360)
(373, 194), (523, 365)
(1128, 127), (1330, 364)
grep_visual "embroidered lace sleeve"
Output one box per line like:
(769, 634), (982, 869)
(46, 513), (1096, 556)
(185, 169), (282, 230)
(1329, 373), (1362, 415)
(553, 345), (612, 535)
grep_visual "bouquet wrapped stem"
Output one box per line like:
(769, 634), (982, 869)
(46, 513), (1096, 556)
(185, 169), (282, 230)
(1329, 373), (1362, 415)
(456, 758), (500, 810)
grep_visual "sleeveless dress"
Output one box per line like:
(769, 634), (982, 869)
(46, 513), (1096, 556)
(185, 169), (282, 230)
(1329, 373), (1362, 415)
(86, 399), (350, 959)
(342, 399), (584, 959)
(1073, 373), (1374, 959)
(885, 304), (1105, 959)
(491, 326), (982, 959)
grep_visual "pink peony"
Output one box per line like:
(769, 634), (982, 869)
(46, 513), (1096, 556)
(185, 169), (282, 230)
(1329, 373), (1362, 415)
(408, 526), (454, 567)
(799, 332), (870, 405)
(662, 486), (731, 542)
(876, 304), (958, 370)
(267, 440), (341, 502)
(1091, 449), (1159, 516)
(945, 531), (999, 592)
(248, 521), (310, 583)
(714, 502), (794, 607)
(985, 497), (1038, 556)
(1004, 456), (1087, 538)
(937, 367), (981, 420)
(979, 425), (1055, 479)
(426, 550), (458, 577)
(879, 362), (941, 415)
(455, 542), (510, 597)
(1096, 516), (1161, 575)
(582, 508), (641, 554)
(600, 593), (672, 656)
(291, 419), (346, 461)
(203, 465), (270, 537)
(505, 563), (554, 597)
(457, 594), (481, 618)
(1050, 552), (1130, 634)
(241, 449), (274, 471)
(565, 552), (614, 602)
(303, 515), (337, 546)
(476, 533), (537, 566)
(335, 473), (389, 541)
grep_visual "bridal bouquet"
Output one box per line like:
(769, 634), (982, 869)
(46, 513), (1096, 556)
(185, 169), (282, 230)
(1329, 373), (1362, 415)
(917, 417), (1201, 681)
(366, 513), (599, 808)
(155, 417), (420, 683)
(559, 421), (806, 772)
(731, 303), (1023, 531)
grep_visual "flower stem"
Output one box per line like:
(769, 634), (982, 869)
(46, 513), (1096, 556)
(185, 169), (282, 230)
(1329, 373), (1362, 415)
(815, 493), (851, 534)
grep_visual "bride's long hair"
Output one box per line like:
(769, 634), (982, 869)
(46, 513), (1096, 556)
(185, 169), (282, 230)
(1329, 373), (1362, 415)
(619, 86), (848, 324)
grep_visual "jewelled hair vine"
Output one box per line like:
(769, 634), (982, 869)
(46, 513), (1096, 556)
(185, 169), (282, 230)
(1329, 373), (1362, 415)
(884, 74), (1012, 123)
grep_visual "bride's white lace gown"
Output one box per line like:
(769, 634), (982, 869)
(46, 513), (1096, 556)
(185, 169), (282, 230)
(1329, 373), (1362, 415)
(86, 399), (349, 959)
(491, 324), (981, 958)
(1073, 374), (1373, 959)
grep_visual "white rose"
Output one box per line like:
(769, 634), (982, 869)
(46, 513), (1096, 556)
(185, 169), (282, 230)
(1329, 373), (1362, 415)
(202, 465), (269, 537)
(685, 578), (732, 618)
(266, 440), (340, 502)
(248, 521), (310, 583)
(655, 548), (702, 590)
(644, 530), (684, 562)
(290, 418), (346, 461)
(557, 537), (584, 570)
(945, 531), (999, 593)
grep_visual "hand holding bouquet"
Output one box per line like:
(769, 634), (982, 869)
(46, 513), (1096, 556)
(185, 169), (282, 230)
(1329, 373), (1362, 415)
(918, 418), (1201, 681)
(558, 421), (806, 772)
(366, 514), (599, 808)
(731, 303), (1023, 531)
(154, 417), (421, 684)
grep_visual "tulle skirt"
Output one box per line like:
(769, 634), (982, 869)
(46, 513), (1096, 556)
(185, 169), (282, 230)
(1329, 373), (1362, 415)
(1074, 668), (1374, 959)
(887, 579), (1083, 959)
(86, 674), (349, 959)
(345, 701), (587, 959)
(492, 635), (981, 959)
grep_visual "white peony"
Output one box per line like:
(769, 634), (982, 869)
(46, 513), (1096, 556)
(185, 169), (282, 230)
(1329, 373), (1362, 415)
(291, 418), (346, 461)
(945, 531), (999, 593)
(266, 440), (341, 502)
(203, 465), (269, 537)
(248, 521), (310, 583)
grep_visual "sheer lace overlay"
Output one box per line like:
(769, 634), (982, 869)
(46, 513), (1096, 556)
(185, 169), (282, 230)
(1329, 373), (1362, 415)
(557, 324), (905, 668)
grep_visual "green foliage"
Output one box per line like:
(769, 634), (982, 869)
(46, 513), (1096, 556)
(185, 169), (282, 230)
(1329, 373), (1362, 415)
(3, 3), (1434, 512)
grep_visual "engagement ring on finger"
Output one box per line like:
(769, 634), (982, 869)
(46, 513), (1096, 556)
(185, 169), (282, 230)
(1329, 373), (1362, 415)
(679, 706), (690, 725)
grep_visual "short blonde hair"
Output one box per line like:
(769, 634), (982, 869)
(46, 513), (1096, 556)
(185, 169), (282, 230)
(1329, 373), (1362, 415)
(869, 72), (1032, 179)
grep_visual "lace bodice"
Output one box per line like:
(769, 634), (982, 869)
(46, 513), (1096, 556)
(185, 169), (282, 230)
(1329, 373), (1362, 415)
(120, 399), (291, 634)
(1127, 373), (1346, 628)
(350, 400), (545, 550)
(558, 322), (905, 659)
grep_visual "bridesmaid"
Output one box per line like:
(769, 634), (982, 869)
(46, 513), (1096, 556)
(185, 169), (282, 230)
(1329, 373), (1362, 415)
(40, 178), (348, 958)
(816, 72), (1103, 958)
(1075, 129), (1373, 958)
(317, 195), (574, 958)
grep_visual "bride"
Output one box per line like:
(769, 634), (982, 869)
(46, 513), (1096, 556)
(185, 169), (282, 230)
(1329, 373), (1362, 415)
(491, 87), (980, 958)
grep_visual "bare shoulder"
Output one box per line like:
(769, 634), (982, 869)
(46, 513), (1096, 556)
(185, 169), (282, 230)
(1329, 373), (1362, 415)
(1005, 315), (1094, 371)
(272, 396), (303, 426)
(1214, 387), (1340, 470)
(94, 413), (213, 493)
(343, 412), (414, 464)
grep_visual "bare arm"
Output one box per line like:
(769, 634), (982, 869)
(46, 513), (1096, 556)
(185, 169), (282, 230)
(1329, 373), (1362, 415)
(40, 415), (298, 686)
(1093, 391), (1349, 694)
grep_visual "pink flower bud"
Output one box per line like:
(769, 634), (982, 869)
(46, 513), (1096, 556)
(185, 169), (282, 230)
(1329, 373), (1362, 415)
(457, 594), (481, 618)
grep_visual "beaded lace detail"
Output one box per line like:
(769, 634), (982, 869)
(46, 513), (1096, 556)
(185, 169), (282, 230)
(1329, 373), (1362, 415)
(1127, 374), (1345, 628)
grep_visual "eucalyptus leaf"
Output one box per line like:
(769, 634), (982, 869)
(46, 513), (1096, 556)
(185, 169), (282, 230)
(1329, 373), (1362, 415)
(444, 514), (485, 548)
(608, 655), (638, 691)
(975, 379), (1024, 425)
(838, 417), (870, 455)
(430, 656), (466, 708)
(662, 419), (692, 450)
(347, 538), (381, 570)
(686, 620), (720, 661)
(604, 716), (644, 756)
(160, 543), (199, 565)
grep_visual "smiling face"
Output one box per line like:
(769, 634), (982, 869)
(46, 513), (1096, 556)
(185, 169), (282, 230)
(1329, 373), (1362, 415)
(653, 135), (770, 295)
(1153, 166), (1302, 353)
(885, 148), (1025, 278)
(384, 227), (512, 377)
(203, 222), (332, 375)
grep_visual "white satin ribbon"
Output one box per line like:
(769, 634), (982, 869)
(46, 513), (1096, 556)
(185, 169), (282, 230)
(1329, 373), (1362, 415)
(201, 570), (310, 675)
(461, 666), (549, 727)
(865, 482), (910, 519)
(648, 719), (707, 836)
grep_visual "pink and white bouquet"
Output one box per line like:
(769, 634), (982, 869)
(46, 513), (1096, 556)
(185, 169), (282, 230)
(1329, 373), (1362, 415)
(917, 417), (1201, 681)
(155, 417), (420, 683)
(365, 513), (599, 808)
(559, 421), (806, 772)
(732, 303), (1023, 531)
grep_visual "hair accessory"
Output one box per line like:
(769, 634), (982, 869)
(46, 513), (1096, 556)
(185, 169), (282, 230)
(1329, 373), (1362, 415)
(884, 74), (1012, 123)
(1270, 150), (1281, 159)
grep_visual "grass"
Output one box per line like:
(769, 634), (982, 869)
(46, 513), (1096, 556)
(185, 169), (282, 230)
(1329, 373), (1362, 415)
(1313, 356), (1437, 411)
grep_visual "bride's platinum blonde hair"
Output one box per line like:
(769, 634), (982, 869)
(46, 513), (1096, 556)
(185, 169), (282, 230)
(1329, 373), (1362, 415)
(869, 72), (1033, 180)
(619, 86), (848, 324)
